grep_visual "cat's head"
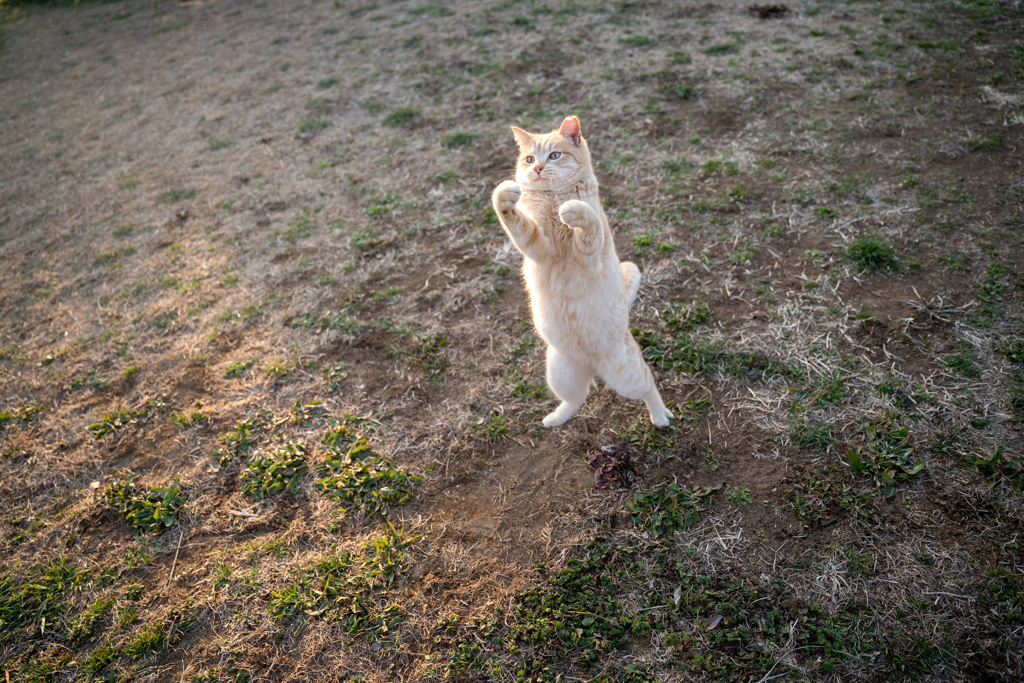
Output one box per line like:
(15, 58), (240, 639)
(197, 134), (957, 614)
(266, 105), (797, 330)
(510, 116), (592, 190)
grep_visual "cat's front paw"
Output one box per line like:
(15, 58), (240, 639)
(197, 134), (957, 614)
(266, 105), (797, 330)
(558, 199), (591, 229)
(493, 181), (522, 215)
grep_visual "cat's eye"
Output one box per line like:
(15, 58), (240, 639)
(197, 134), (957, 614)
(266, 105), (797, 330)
(525, 156), (535, 164)
(549, 152), (561, 160)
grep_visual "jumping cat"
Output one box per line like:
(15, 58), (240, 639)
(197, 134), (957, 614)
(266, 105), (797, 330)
(491, 116), (674, 428)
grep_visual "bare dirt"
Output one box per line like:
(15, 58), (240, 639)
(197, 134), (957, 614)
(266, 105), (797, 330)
(1, 0), (1024, 681)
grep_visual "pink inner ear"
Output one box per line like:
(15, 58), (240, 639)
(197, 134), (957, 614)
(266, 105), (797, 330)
(559, 117), (581, 143)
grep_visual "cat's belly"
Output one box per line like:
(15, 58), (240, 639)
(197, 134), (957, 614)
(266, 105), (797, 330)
(524, 261), (628, 359)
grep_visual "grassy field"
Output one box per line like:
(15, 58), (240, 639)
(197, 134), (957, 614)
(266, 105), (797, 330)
(1, 0), (1023, 681)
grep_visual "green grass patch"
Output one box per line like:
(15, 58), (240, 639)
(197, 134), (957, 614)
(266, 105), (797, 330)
(442, 132), (477, 148)
(240, 441), (309, 500)
(841, 234), (899, 272)
(225, 359), (256, 378)
(159, 187), (196, 203)
(297, 115), (332, 134)
(847, 418), (923, 499)
(627, 482), (722, 538)
(382, 107), (420, 128)
(315, 420), (422, 517)
(104, 474), (188, 534)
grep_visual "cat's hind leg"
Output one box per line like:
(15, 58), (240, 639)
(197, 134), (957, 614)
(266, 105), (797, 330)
(543, 346), (594, 428)
(597, 333), (674, 427)
(621, 261), (641, 308)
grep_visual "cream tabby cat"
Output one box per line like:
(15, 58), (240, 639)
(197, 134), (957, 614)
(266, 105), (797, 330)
(492, 116), (673, 428)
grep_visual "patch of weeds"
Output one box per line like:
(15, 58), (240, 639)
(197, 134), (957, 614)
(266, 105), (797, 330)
(789, 368), (846, 407)
(940, 345), (980, 379)
(627, 482), (722, 537)
(634, 329), (797, 382)
(668, 50), (692, 64)
(323, 362), (349, 391)
(584, 442), (638, 489)
(363, 191), (400, 218)
(657, 82), (696, 99)
(240, 441), (309, 500)
(965, 445), (1024, 490)
(414, 332), (448, 383)
(208, 138), (233, 151)
(281, 212), (318, 242)
(842, 234), (900, 272)
(225, 359), (256, 378)
(212, 414), (266, 464)
(660, 158), (691, 177)
(297, 115), (332, 134)
(997, 340), (1024, 364)
(316, 422), (422, 516)
(442, 132), (477, 148)
(474, 410), (508, 441)
(87, 406), (149, 438)
(814, 206), (839, 220)
(506, 368), (547, 399)
(847, 417), (923, 498)
(726, 487), (752, 506)
(0, 556), (86, 644)
(104, 474), (188, 534)
(620, 35), (655, 48)
(159, 187), (196, 203)
(169, 403), (207, 428)
(268, 529), (409, 638)
(703, 43), (737, 55)
(790, 418), (836, 449)
(68, 596), (114, 639)
(784, 477), (872, 524)
(317, 76), (339, 89)
(292, 309), (362, 336)
(0, 402), (44, 430)
(290, 398), (328, 424)
(382, 107), (420, 128)
(122, 620), (167, 658)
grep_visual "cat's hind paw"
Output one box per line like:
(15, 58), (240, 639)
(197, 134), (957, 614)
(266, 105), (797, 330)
(649, 407), (674, 428)
(493, 181), (522, 215)
(542, 401), (580, 428)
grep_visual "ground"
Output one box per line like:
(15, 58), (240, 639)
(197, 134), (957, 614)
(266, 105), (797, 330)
(1, 0), (1023, 681)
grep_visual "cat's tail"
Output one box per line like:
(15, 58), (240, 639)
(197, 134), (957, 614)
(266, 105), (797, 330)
(621, 261), (641, 309)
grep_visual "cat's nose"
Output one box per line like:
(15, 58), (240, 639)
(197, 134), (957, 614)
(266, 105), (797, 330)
(533, 165), (544, 173)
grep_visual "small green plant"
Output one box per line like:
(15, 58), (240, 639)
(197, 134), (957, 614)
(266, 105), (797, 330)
(847, 418), (923, 498)
(104, 474), (188, 534)
(87, 407), (149, 438)
(668, 50), (692, 64)
(726, 487), (752, 506)
(659, 301), (708, 331)
(317, 76), (339, 89)
(474, 410), (508, 441)
(159, 187), (196, 203)
(414, 333), (448, 384)
(316, 423), (423, 516)
(0, 402), (44, 430)
(442, 132), (477, 148)
(620, 35), (654, 48)
(323, 361), (349, 390)
(240, 441), (309, 500)
(292, 309), (362, 335)
(170, 404), (207, 428)
(784, 477), (872, 524)
(842, 234), (899, 272)
(814, 206), (839, 220)
(627, 482), (722, 537)
(225, 359), (256, 378)
(208, 138), (233, 151)
(297, 115), (332, 134)
(940, 348), (981, 379)
(382, 107), (420, 128)
(212, 414), (265, 464)
(790, 418), (836, 448)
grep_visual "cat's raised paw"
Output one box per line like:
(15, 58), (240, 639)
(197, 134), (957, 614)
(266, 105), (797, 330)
(493, 181), (522, 215)
(558, 199), (592, 228)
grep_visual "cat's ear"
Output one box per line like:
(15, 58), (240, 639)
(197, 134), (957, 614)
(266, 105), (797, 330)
(558, 116), (582, 145)
(510, 126), (533, 149)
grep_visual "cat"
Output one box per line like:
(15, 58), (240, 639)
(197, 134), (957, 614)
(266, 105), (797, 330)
(491, 116), (674, 428)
